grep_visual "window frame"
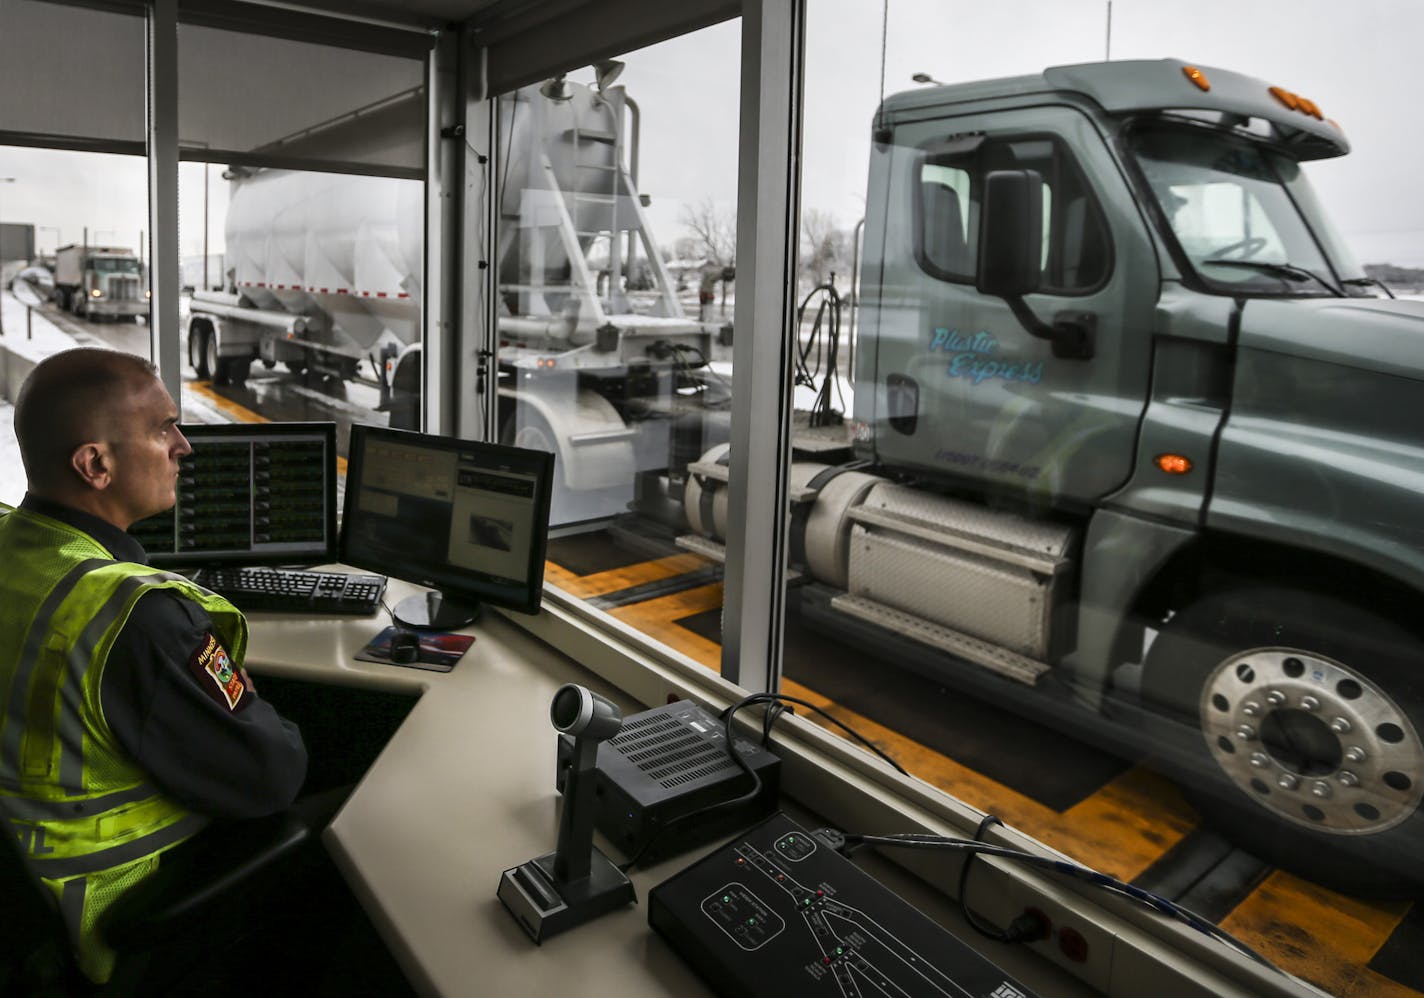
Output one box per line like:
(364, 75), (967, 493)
(911, 130), (1115, 297)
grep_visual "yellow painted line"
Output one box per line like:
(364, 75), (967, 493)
(775, 678), (1193, 882)
(1221, 871), (1416, 997)
(183, 381), (348, 475)
(186, 380), (268, 424)
(545, 552), (714, 599)
(608, 582), (724, 671)
(1057, 767), (1197, 879)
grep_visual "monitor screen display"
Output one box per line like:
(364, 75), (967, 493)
(339, 425), (554, 627)
(128, 422), (338, 567)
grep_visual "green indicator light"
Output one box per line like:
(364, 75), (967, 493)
(836, 947), (843, 955)
(747, 918), (756, 925)
(723, 896), (731, 903)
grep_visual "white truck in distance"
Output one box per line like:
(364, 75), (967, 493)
(54, 244), (148, 321)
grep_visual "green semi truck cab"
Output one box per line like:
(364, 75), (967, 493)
(847, 58), (1423, 894)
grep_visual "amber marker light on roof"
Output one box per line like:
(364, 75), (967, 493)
(1269, 85), (1300, 111)
(1182, 65), (1210, 91)
(1155, 453), (1193, 475)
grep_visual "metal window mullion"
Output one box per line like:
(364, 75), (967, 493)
(721, 0), (803, 693)
(147, 0), (181, 400)
(426, 32), (459, 435)
(461, 39), (497, 442)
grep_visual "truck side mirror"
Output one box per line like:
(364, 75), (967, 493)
(976, 169), (1043, 297)
(975, 169), (1094, 360)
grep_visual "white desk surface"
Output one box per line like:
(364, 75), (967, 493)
(243, 585), (1098, 998)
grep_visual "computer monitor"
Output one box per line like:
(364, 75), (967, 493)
(129, 422), (338, 567)
(339, 424), (555, 630)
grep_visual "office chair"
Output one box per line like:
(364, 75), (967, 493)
(0, 830), (77, 996)
(1, 806), (316, 995)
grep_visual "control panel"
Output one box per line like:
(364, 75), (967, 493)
(649, 812), (1036, 997)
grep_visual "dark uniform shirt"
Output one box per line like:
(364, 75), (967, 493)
(19, 494), (307, 820)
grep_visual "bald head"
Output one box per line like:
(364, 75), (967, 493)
(15, 348), (163, 496)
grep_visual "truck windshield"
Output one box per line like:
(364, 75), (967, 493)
(1129, 126), (1368, 298)
(93, 258), (141, 273)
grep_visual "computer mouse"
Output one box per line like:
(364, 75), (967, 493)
(390, 629), (421, 665)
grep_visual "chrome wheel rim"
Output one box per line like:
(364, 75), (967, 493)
(1201, 647), (1422, 834)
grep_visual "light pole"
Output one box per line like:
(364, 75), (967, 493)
(37, 226), (61, 258)
(0, 177), (16, 337)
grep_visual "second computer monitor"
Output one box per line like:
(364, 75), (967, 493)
(340, 424), (555, 630)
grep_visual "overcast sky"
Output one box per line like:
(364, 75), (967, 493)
(2, 0), (1421, 267)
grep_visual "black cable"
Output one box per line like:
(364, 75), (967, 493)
(761, 702), (790, 746)
(668, 342), (733, 405)
(727, 692), (908, 777)
(957, 814), (1016, 942)
(379, 598), (398, 626)
(837, 832), (1275, 969)
(793, 280), (847, 427)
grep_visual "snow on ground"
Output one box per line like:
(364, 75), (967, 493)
(1, 289), (81, 504)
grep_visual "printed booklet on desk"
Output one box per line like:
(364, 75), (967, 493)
(356, 627), (475, 673)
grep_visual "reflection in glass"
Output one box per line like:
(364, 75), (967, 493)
(494, 49), (736, 527)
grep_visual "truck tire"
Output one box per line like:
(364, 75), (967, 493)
(189, 324), (212, 380)
(205, 327), (222, 383)
(215, 356), (249, 388)
(387, 351), (421, 430)
(1142, 586), (1424, 896)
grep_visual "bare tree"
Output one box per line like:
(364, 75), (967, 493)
(678, 197), (736, 267)
(799, 208), (849, 289)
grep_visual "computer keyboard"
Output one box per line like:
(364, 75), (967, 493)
(192, 567), (387, 615)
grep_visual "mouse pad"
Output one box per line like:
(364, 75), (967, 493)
(356, 627), (475, 672)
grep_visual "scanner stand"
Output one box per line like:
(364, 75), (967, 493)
(498, 848), (635, 944)
(498, 717), (635, 943)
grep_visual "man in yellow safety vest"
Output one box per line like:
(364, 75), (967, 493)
(0, 348), (308, 984)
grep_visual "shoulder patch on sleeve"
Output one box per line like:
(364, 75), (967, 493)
(187, 634), (250, 712)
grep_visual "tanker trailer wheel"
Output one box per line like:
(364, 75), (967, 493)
(205, 329), (249, 387)
(189, 323), (213, 380)
(1141, 586), (1424, 896)
(500, 406), (556, 454)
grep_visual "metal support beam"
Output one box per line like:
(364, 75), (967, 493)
(426, 28), (460, 434)
(721, 0), (803, 692)
(462, 37), (498, 442)
(147, 0), (181, 399)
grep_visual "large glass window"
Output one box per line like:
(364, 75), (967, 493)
(0, 0), (148, 508)
(492, 22), (740, 668)
(177, 166), (423, 449)
(0, 148), (151, 362)
(769, 2), (1424, 996)
(175, 21), (428, 455)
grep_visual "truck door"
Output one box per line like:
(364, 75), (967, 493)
(860, 105), (1157, 507)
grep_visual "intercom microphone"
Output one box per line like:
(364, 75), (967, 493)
(497, 684), (636, 943)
